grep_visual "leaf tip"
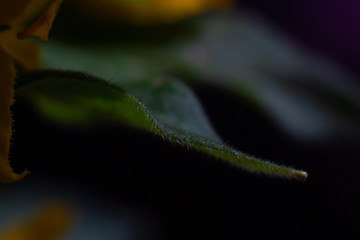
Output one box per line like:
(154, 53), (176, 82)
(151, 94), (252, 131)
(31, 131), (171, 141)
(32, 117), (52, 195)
(292, 170), (308, 181)
(300, 171), (309, 179)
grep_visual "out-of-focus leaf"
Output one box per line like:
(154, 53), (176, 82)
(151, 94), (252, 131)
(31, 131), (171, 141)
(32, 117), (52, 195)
(16, 70), (307, 179)
(179, 12), (360, 139)
(42, 10), (360, 140)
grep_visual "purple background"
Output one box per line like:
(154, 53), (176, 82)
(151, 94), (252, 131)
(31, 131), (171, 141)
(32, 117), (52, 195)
(241, 0), (360, 76)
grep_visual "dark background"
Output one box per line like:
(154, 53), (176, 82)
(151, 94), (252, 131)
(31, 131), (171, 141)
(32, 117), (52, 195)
(8, 1), (360, 239)
(12, 82), (360, 239)
(11, 86), (360, 239)
(240, 0), (360, 77)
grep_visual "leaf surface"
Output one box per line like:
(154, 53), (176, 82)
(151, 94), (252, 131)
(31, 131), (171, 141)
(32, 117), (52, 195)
(16, 70), (307, 179)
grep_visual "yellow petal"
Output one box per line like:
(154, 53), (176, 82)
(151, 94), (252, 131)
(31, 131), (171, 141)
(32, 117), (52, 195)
(0, 0), (33, 25)
(0, 203), (72, 240)
(0, 0), (52, 30)
(148, 0), (209, 22)
(17, 0), (63, 42)
(0, 0), (63, 184)
(0, 48), (28, 183)
(0, 31), (41, 69)
(67, 0), (234, 24)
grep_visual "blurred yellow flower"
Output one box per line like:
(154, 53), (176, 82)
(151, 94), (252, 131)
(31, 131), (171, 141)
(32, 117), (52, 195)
(0, 203), (72, 240)
(68, 0), (234, 24)
(0, 0), (62, 183)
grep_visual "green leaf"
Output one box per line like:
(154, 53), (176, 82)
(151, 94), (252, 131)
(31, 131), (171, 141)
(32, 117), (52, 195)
(16, 70), (307, 180)
(42, 10), (360, 140)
